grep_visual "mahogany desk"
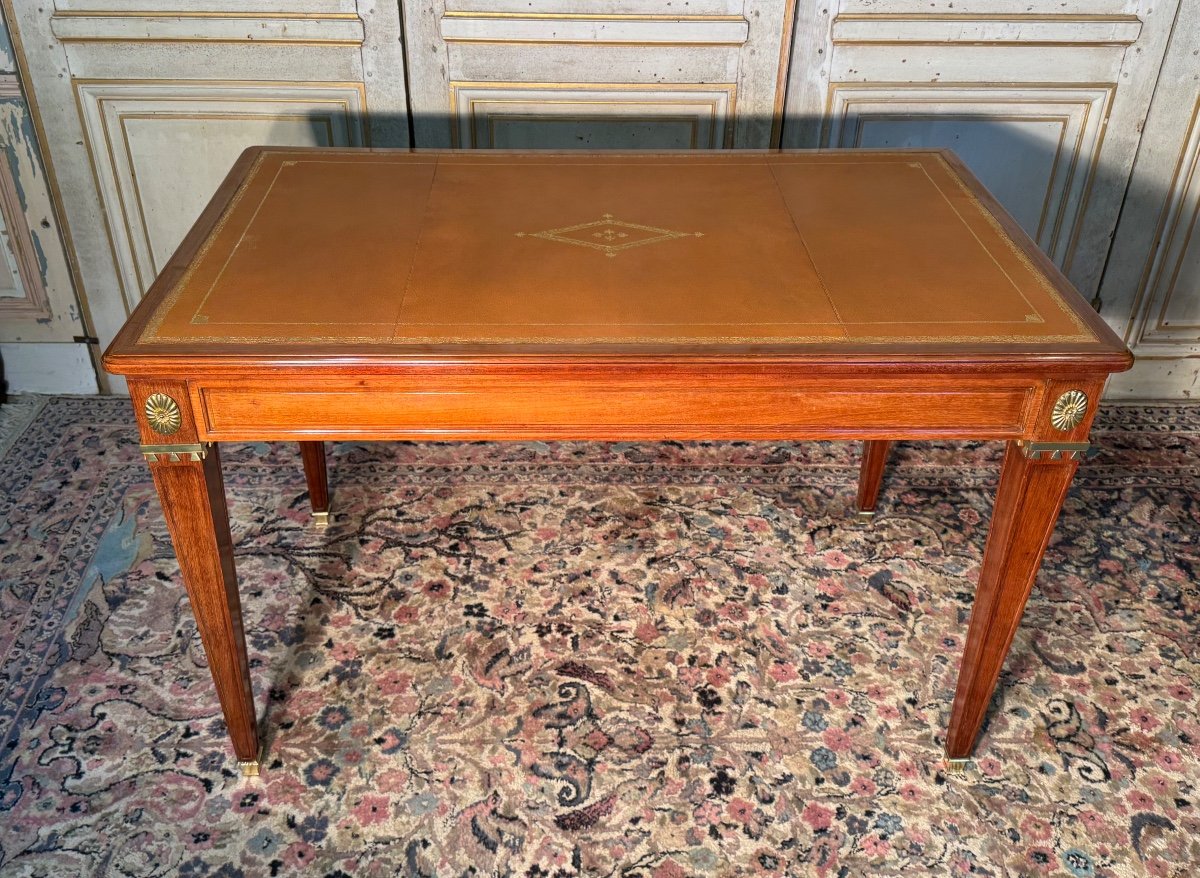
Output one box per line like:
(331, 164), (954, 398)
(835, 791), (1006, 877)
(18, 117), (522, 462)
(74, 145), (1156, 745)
(103, 147), (1132, 775)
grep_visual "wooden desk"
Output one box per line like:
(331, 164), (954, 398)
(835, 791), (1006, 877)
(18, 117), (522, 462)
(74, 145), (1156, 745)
(103, 147), (1132, 775)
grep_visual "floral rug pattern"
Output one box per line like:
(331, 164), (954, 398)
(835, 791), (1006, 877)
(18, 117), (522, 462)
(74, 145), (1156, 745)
(0, 397), (1197, 877)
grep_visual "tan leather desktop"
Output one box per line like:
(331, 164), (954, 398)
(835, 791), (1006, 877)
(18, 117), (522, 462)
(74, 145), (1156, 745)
(104, 147), (1132, 776)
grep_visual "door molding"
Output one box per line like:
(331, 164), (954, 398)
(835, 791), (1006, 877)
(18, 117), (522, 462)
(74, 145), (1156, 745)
(74, 78), (368, 312)
(823, 81), (1115, 271)
(447, 81), (737, 149)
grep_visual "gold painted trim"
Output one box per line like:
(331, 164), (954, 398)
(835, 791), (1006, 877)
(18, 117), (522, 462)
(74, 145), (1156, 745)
(932, 153), (1096, 339)
(140, 442), (209, 462)
(822, 80), (1117, 131)
(73, 78), (369, 102)
(467, 97), (724, 150)
(441, 11), (745, 22)
(441, 11), (744, 22)
(54, 36), (364, 46)
(1017, 440), (1090, 461)
(437, 9), (748, 46)
(440, 38), (744, 47)
(53, 10), (360, 19)
(919, 157), (1087, 337)
(830, 12), (1142, 46)
(516, 212), (704, 258)
(833, 13), (1141, 23)
(1048, 102), (1089, 260)
(1059, 100), (1112, 280)
(436, 9), (748, 48)
(139, 150), (1100, 346)
(833, 40), (1136, 48)
(450, 81), (740, 93)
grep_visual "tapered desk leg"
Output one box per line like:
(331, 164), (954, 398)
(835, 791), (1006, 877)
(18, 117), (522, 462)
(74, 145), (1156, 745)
(299, 441), (330, 527)
(945, 440), (1079, 760)
(856, 440), (891, 520)
(148, 444), (261, 773)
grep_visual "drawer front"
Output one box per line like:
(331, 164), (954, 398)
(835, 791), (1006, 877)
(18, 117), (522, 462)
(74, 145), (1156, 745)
(192, 375), (1041, 441)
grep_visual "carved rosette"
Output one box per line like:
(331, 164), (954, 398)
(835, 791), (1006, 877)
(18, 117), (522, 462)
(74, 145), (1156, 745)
(144, 393), (183, 435)
(1049, 390), (1089, 432)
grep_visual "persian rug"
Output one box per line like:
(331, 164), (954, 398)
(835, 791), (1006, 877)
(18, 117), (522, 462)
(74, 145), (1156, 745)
(0, 396), (1196, 878)
(0, 396), (46, 462)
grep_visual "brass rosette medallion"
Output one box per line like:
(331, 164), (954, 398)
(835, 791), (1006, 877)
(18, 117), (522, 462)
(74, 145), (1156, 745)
(144, 393), (183, 435)
(1049, 390), (1088, 432)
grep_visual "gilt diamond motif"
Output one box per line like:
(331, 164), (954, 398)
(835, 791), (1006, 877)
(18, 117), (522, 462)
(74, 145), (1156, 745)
(516, 213), (704, 258)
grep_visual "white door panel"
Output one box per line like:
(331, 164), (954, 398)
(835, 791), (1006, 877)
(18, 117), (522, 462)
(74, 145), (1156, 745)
(1100, 0), (1200, 398)
(824, 83), (1114, 266)
(782, 0), (1179, 309)
(404, 1), (794, 150)
(75, 80), (367, 309)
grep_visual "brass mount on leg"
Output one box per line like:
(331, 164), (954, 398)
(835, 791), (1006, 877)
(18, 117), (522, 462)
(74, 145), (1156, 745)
(140, 443), (211, 463)
(856, 510), (877, 523)
(1016, 440), (1091, 461)
(312, 510), (331, 529)
(945, 756), (971, 773)
(239, 746), (265, 778)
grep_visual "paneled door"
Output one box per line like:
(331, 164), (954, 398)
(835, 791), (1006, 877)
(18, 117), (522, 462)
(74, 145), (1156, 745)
(7, 0), (1197, 395)
(1095, 0), (1200, 398)
(402, 1), (797, 150)
(781, 0), (1180, 318)
(2, 0), (410, 392)
(0, 13), (93, 393)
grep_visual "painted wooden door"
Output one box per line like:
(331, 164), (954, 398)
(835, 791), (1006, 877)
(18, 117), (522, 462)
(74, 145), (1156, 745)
(0, 13), (94, 393)
(781, 0), (1180, 320)
(401, 1), (796, 150)
(1, 0), (410, 392)
(1095, 0), (1200, 398)
(5, 0), (1198, 396)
